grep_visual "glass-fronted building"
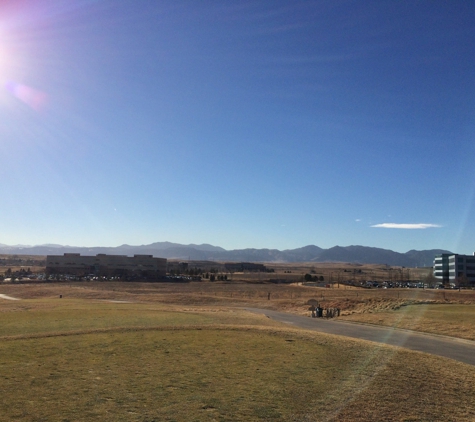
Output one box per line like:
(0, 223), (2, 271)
(433, 253), (475, 285)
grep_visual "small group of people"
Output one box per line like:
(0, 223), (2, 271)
(310, 305), (340, 318)
(323, 307), (340, 318)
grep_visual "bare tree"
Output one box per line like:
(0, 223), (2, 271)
(456, 275), (469, 289)
(425, 269), (438, 288)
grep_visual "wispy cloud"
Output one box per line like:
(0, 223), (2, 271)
(371, 223), (442, 229)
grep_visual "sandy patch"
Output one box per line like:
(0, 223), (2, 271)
(0, 294), (20, 300)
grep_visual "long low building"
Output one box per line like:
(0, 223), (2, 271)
(46, 253), (167, 278)
(224, 262), (268, 272)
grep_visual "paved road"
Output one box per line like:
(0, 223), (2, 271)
(245, 308), (475, 366)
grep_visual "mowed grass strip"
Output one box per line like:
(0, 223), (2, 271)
(0, 328), (357, 422)
(1, 327), (475, 421)
(0, 299), (280, 338)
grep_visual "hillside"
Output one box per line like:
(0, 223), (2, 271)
(0, 243), (451, 267)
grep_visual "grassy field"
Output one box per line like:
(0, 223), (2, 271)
(2, 280), (475, 339)
(1, 283), (475, 421)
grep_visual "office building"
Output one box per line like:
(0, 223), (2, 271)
(433, 253), (475, 286)
(46, 253), (167, 278)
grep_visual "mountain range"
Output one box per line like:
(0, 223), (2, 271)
(0, 242), (451, 267)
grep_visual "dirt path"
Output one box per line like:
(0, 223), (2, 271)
(245, 307), (475, 366)
(0, 294), (20, 300)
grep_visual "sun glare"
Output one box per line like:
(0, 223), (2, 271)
(0, 23), (48, 111)
(5, 80), (48, 110)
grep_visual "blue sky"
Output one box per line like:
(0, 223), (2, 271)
(1, 1), (474, 253)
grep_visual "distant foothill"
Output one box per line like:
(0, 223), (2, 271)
(0, 242), (453, 267)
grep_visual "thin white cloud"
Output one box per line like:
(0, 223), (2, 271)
(371, 223), (442, 229)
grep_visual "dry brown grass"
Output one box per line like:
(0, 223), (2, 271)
(2, 280), (475, 341)
(339, 302), (475, 341)
(1, 281), (475, 420)
(0, 300), (475, 421)
(330, 350), (475, 421)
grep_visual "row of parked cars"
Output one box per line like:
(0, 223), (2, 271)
(363, 281), (460, 289)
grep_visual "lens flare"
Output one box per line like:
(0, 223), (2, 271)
(5, 80), (47, 111)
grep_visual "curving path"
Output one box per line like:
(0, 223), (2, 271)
(245, 308), (475, 366)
